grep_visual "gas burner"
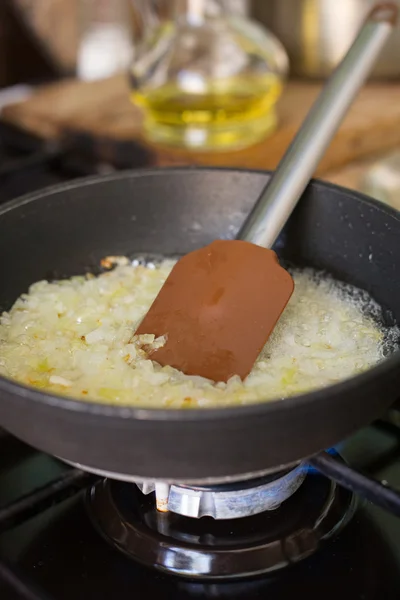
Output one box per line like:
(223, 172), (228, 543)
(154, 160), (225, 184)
(136, 464), (306, 519)
(87, 467), (356, 580)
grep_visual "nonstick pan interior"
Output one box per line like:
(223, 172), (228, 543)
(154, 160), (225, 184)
(0, 168), (400, 483)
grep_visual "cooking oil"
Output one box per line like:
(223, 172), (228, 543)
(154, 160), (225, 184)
(132, 73), (283, 150)
(130, 1), (288, 151)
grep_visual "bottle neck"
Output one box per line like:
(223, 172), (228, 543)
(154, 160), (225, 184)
(174, 0), (225, 25)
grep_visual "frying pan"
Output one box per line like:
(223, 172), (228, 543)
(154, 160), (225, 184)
(0, 167), (400, 484)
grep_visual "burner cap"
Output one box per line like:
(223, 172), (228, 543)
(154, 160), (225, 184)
(137, 464), (307, 519)
(87, 469), (356, 580)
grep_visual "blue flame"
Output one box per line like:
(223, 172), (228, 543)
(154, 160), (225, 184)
(307, 447), (339, 474)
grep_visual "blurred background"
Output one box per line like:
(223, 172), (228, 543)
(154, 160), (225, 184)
(0, 0), (400, 206)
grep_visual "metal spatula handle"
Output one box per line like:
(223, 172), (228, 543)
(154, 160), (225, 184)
(238, 3), (397, 248)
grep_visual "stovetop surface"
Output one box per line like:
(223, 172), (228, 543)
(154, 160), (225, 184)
(0, 416), (400, 600)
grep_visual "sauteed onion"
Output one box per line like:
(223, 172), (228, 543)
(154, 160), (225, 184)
(0, 258), (398, 408)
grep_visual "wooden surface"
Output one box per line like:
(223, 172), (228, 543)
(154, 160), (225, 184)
(2, 74), (400, 188)
(324, 158), (378, 191)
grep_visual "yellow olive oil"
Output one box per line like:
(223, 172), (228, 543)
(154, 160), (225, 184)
(131, 73), (283, 150)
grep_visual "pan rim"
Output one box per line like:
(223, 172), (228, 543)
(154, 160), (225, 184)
(0, 165), (399, 423)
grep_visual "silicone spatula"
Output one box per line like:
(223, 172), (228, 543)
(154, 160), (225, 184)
(135, 3), (397, 383)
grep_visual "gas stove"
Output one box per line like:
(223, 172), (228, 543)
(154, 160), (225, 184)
(1, 407), (400, 599)
(0, 119), (153, 205)
(88, 462), (353, 580)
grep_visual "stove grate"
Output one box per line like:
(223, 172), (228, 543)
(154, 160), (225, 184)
(0, 468), (98, 535)
(309, 451), (400, 517)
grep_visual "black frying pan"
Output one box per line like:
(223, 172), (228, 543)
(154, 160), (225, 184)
(0, 168), (400, 484)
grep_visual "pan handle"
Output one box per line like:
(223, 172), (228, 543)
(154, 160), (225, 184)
(238, 3), (398, 248)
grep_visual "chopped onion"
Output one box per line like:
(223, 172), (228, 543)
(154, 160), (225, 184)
(0, 260), (398, 409)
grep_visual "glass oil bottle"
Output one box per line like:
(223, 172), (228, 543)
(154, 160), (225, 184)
(130, 0), (289, 151)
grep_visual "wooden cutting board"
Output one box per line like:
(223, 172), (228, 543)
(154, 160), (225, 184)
(3, 74), (400, 179)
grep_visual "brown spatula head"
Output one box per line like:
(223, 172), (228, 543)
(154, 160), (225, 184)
(135, 240), (294, 383)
